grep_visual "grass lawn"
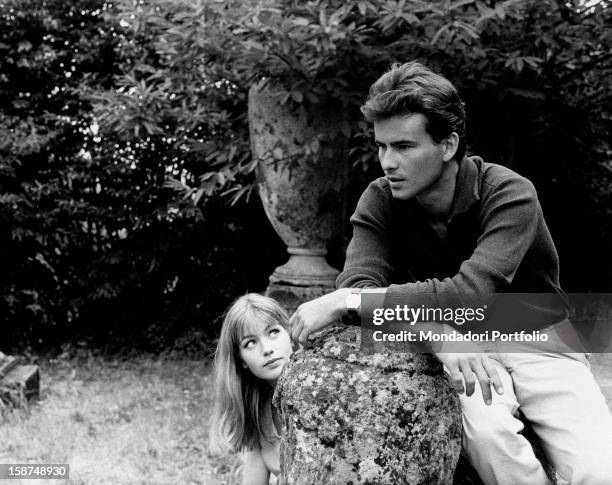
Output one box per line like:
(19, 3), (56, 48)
(1, 352), (610, 485)
(0, 353), (240, 485)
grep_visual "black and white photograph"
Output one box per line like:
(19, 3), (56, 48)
(1, 1), (611, 484)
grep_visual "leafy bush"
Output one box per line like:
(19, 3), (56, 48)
(0, 0), (284, 350)
(0, 0), (119, 346)
(1, 0), (611, 349)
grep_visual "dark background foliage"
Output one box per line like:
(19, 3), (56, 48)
(1, 0), (610, 351)
(0, 0), (285, 350)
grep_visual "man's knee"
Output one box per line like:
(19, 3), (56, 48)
(462, 415), (525, 456)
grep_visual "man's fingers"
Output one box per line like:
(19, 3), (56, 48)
(447, 366), (465, 394)
(290, 317), (303, 343)
(439, 354), (502, 404)
(472, 364), (493, 405)
(459, 361), (476, 396)
(481, 357), (504, 395)
(297, 325), (311, 348)
(288, 308), (300, 332)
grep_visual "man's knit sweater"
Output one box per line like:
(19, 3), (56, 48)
(336, 156), (568, 330)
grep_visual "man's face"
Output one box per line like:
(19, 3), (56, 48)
(374, 113), (449, 201)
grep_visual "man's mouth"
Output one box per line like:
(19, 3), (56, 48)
(387, 176), (404, 183)
(264, 357), (283, 367)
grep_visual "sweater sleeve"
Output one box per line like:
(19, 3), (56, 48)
(383, 174), (540, 310)
(336, 180), (394, 289)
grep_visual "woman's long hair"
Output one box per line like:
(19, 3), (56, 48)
(209, 293), (289, 454)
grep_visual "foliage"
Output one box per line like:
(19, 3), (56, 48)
(229, 0), (611, 177)
(1, 0), (611, 347)
(0, 0), (118, 345)
(95, 0), (612, 250)
(89, 0), (260, 206)
(0, 0), (283, 349)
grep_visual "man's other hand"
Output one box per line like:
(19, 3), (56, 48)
(288, 288), (352, 346)
(435, 349), (504, 405)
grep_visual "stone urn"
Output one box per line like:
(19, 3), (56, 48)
(274, 326), (462, 484)
(248, 81), (345, 312)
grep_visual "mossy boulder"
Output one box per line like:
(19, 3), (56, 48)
(274, 326), (462, 484)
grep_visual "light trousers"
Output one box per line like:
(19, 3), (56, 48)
(459, 321), (612, 485)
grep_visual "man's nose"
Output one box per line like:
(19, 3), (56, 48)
(380, 149), (398, 172)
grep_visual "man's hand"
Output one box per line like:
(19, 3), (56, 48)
(435, 349), (504, 405)
(420, 323), (504, 405)
(288, 288), (352, 346)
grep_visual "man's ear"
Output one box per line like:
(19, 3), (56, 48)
(442, 132), (459, 162)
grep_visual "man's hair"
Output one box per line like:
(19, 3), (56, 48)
(361, 61), (467, 161)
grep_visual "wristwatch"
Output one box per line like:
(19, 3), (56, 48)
(345, 288), (362, 324)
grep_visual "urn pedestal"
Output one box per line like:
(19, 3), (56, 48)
(248, 82), (345, 313)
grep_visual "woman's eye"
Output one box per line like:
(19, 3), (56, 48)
(243, 339), (256, 349)
(269, 328), (280, 336)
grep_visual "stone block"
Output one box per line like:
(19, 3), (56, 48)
(0, 363), (40, 408)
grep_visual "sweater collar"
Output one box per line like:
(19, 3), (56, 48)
(448, 155), (482, 219)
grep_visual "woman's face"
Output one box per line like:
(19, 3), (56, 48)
(239, 319), (293, 385)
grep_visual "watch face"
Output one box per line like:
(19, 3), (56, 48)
(347, 293), (361, 310)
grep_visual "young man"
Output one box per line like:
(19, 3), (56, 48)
(287, 62), (612, 484)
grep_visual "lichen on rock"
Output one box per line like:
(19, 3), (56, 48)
(274, 326), (462, 484)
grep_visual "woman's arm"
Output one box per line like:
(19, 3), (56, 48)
(242, 448), (270, 485)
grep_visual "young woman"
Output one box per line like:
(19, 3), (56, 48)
(209, 293), (294, 484)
